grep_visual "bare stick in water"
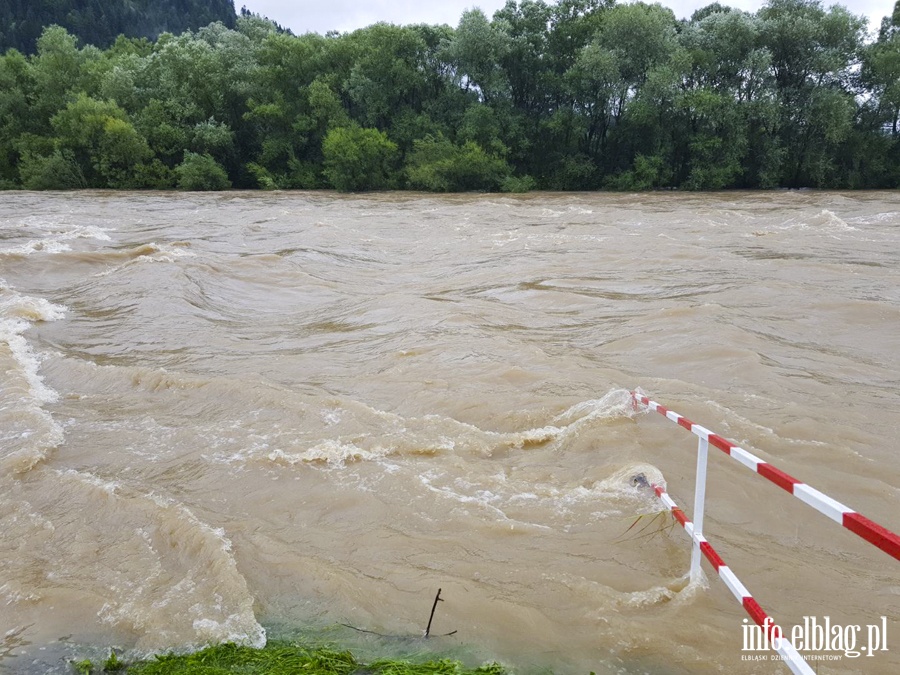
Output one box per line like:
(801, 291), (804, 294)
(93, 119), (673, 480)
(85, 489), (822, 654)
(425, 588), (443, 638)
(337, 592), (456, 639)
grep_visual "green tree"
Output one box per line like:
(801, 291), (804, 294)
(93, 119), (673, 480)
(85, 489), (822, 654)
(175, 151), (231, 190)
(758, 0), (867, 186)
(321, 125), (398, 191)
(565, 38), (623, 160)
(849, 1), (900, 186)
(405, 134), (512, 191)
(18, 149), (87, 190)
(0, 0), (237, 54)
(97, 116), (153, 187)
(493, 0), (554, 116)
(675, 9), (774, 187)
(343, 24), (433, 129)
(1, 0), (897, 191)
(0, 48), (35, 185)
(445, 9), (510, 104)
(51, 93), (151, 187)
(29, 27), (101, 125)
(133, 98), (192, 167)
(574, 2), (680, 182)
(863, 4), (900, 137)
(241, 31), (336, 188)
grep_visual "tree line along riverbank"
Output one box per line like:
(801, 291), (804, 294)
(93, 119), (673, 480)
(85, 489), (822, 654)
(0, 0), (898, 193)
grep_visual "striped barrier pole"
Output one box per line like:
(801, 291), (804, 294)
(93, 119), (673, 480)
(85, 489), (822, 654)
(650, 482), (815, 675)
(632, 392), (900, 562)
(690, 432), (709, 584)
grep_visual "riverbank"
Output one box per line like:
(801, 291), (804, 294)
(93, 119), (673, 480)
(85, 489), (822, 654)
(72, 642), (507, 675)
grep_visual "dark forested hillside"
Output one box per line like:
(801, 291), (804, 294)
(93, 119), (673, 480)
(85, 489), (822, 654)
(0, 0), (898, 192)
(0, 0), (237, 53)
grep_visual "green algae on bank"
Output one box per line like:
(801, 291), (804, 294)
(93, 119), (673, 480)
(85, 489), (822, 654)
(72, 642), (508, 675)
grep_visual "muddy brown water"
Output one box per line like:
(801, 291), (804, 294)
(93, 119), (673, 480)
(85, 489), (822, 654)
(1, 191), (898, 674)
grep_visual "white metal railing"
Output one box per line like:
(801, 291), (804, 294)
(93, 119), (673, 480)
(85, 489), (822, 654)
(631, 391), (900, 675)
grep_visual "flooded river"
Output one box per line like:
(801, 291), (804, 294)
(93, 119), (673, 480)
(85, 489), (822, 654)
(1, 190), (898, 674)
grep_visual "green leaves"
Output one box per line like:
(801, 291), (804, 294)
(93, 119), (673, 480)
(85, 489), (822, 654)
(0, 0), (237, 54)
(97, 116), (153, 187)
(322, 126), (398, 192)
(175, 152), (231, 191)
(405, 134), (511, 192)
(48, 93), (150, 187)
(0, 3), (898, 192)
(19, 149), (86, 189)
(447, 8), (510, 104)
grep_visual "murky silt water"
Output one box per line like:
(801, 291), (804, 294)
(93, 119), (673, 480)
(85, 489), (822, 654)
(1, 190), (898, 674)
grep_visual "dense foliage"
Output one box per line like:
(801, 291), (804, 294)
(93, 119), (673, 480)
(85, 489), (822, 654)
(1, 0), (898, 192)
(0, 0), (237, 55)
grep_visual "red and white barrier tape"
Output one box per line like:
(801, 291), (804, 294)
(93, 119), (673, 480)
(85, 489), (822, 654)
(650, 482), (814, 675)
(632, 393), (900, 562)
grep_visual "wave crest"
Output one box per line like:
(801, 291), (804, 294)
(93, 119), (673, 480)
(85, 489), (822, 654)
(0, 284), (66, 476)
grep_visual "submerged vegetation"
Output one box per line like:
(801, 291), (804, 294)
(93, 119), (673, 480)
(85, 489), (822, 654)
(70, 642), (507, 675)
(0, 0), (899, 192)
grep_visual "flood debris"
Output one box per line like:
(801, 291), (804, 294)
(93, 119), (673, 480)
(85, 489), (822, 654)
(339, 589), (457, 640)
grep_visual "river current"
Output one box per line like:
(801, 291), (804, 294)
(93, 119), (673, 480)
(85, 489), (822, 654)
(1, 190), (898, 674)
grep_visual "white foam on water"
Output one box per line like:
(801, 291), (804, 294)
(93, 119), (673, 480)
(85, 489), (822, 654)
(0, 494), (57, 607)
(0, 239), (73, 256)
(439, 388), (634, 455)
(548, 567), (701, 619)
(191, 616), (265, 646)
(418, 469), (553, 531)
(0, 581), (42, 604)
(0, 223), (112, 257)
(777, 209), (859, 235)
(146, 243), (198, 261)
(54, 469), (267, 651)
(321, 408), (342, 426)
(846, 211), (900, 225)
(0, 284), (67, 475)
(703, 399), (774, 437)
(551, 389), (637, 431)
(264, 431), (456, 467)
(569, 463), (666, 504)
(67, 225), (112, 241)
(409, 455), (665, 534)
(249, 389), (635, 473)
(0, 289), (67, 326)
(231, 388), (649, 532)
(267, 440), (393, 466)
(816, 209), (857, 231)
(92, 242), (198, 277)
(617, 573), (702, 609)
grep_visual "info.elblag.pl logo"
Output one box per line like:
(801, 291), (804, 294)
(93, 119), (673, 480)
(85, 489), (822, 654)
(742, 616), (889, 660)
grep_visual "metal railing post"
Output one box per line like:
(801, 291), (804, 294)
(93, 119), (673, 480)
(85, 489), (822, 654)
(632, 391), (900, 675)
(635, 392), (900, 561)
(691, 433), (709, 583)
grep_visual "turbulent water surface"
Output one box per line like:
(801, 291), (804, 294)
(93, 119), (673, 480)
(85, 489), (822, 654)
(1, 191), (898, 674)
